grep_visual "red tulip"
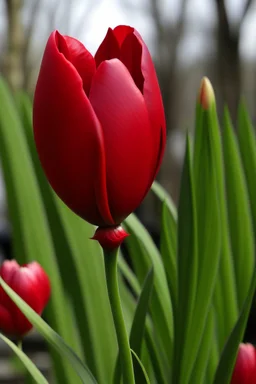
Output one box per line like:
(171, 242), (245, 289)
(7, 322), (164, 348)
(33, 26), (166, 227)
(0, 260), (50, 337)
(231, 343), (256, 383)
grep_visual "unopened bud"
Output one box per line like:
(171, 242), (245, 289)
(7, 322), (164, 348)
(198, 77), (215, 110)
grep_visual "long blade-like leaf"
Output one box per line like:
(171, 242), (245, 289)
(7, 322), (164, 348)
(222, 108), (254, 308)
(172, 135), (198, 383)
(160, 201), (177, 313)
(0, 333), (48, 384)
(0, 78), (82, 383)
(131, 350), (150, 384)
(124, 214), (173, 376)
(237, 102), (256, 238)
(114, 268), (154, 383)
(177, 85), (221, 383)
(213, 265), (256, 384)
(129, 268), (154, 355)
(151, 182), (177, 309)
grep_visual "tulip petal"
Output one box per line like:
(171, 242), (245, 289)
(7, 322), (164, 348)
(95, 28), (120, 67)
(0, 305), (16, 335)
(58, 33), (96, 96)
(119, 32), (144, 93)
(34, 31), (114, 226)
(0, 265), (33, 336)
(89, 59), (154, 223)
(0, 260), (19, 285)
(10, 268), (49, 335)
(26, 262), (51, 309)
(129, 29), (166, 180)
(11, 269), (43, 312)
(113, 25), (134, 46)
(0, 261), (20, 309)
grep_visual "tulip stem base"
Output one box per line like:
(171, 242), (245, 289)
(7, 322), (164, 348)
(103, 247), (135, 384)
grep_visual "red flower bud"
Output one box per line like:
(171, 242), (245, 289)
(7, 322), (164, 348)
(33, 26), (166, 227)
(92, 226), (129, 250)
(231, 343), (256, 383)
(0, 260), (50, 337)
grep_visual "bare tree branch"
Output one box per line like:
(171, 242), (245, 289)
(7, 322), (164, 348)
(238, 0), (254, 30)
(148, 0), (188, 133)
(215, 0), (254, 35)
(22, 0), (41, 90)
(215, 0), (231, 38)
(214, 0), (241, 121)
(169, 0), (187, 65)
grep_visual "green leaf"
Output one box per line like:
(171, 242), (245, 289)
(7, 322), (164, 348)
(144, 328), (167, 384)
(160, 200), (177, 312)
(118, 255), (140, 296)
(0, 77), (82, 383)
(197, 97), (237, 356)
(118, 271), (136, 334)
(185, 97), (221, 384)
(212, 105), (256, 384)
(172, 135), (198, 384)
(129, 267), (154, 355)
(151, 181), (177, 221)
(0, 334), (48, 384)
(124, 214), (173, 376)
(222, 108), (255, 309)
(152, 173), (177, 313)
(0, 278), (97, 384)
(206, 332), (219, 384)
(114, 268), (154, 383)
(237, 102), (256, 238)
(131, 350), (150, 384)
(213, 265), (256, 384)
(189, 307), (217, 384)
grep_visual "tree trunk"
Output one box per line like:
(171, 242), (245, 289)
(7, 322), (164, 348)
(216, 29), (240, 122)
(3, 0), (25, 91)
(215, 0), (242, 122)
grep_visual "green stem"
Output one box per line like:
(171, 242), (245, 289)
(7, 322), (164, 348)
(103, 247), (135, 384)
(17, 339), (22, 351)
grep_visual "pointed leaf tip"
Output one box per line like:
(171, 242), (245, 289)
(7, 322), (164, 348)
(198, 77), (215, 110)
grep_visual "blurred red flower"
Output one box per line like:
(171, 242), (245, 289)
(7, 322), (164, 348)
(0, 260), (50, 336)
(231, 343), (256, 384)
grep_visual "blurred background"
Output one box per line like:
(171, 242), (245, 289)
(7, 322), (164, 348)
(0, 0), (256, 381)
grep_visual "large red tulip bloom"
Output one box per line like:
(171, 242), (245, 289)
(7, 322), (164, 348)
(0, 260), (50, 337)
(33, 26), (166, 227)
(231, 343), (256, 383)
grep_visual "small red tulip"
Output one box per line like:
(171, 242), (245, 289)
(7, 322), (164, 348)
(0, 260), (50, 337)
(231, 343), (256, 383)
(33, 26), (166, 227)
